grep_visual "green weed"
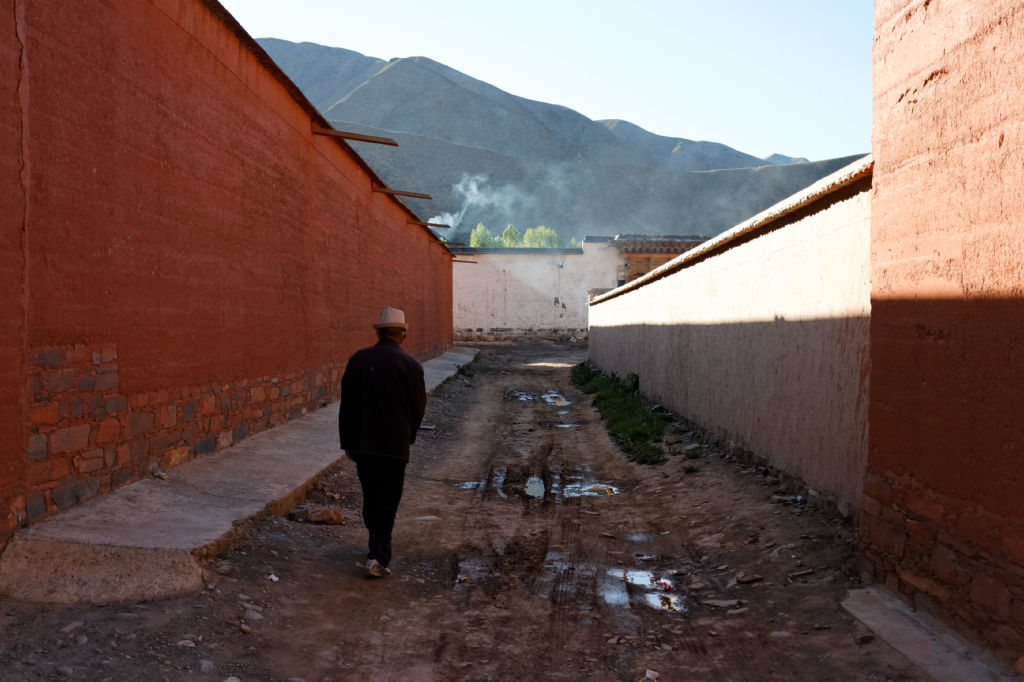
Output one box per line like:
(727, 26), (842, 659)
(570, 362), (669, 465)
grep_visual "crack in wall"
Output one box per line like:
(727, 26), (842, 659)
(10, 0), (30, 522)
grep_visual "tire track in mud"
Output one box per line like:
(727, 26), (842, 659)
(282, 343), (926, 681)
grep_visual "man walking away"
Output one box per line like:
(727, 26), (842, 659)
(338, 307), (426, 578)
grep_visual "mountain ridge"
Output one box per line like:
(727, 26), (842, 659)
(258, 38), (865, 241)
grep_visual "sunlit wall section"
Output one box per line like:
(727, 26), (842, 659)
(589, 157), (871, 513)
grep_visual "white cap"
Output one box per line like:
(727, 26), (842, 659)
(373, 307), (407, 330)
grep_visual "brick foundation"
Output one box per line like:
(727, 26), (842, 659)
(10, 343), (341, 534)
(858, 471), (1024, 659)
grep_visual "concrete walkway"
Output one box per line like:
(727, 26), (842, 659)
(843, 587), (1018, 682)
(0, 347), (478, 604)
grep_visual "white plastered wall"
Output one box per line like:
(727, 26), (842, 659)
(589, 165), (871, 512)
(453, 242), (621, 332)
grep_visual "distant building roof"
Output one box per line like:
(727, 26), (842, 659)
(446, 246), (582, 255)
(612, 234), (708, 241)
(582, 234), (708, 244)
(591, 154), (873, 306)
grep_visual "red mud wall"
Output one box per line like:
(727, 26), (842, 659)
(0, 0), (452, 542)
(864, 0), (1024, 663)
(1, 1), (27, 544)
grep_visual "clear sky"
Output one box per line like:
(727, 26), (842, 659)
(218, 0), (872, 162)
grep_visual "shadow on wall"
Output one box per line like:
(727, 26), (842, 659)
(591, 296), (1024, 659)
(588, 314), (871, 514)
(862, 297), (1024, 661)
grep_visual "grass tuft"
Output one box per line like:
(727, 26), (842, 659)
(570, 362), (669, 464)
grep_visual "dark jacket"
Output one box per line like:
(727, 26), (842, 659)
(338, 337), (426, 462)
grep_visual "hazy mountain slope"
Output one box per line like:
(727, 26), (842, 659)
(600, 119), (769, 171)
(257, 38), (868, 242)
(341, 118), (862, 240)
(325, 56), (646, 165)
(763, 153), (811, 165)
(257, 38), (385, 113)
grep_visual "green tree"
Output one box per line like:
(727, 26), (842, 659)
(522, 225), (564, 248)
(499, 224), (523, 247)
(568, 237), (581, 248)
(469, 222), (496, 247)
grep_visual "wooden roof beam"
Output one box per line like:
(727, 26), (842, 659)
(408, 221), (451, 229)
(372, 185), (432, 200)
(312, 124), (398, 146)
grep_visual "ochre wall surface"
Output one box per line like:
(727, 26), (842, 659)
(589, 164), (871, 514)
(864, 0), (1024, 661)
(453, 242), (620, 335)
(1, 0), (452, 542)
(1, 1), (27, 542)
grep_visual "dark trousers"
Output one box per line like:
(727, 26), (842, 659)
(356, 457), (407, 568)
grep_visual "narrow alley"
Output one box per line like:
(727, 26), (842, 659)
(0, 342), (927, 681)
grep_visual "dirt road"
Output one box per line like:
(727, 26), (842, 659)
(0, 341), (927, 681)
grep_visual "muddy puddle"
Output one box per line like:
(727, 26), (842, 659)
(504, 390), (573, 407)
(454, 556), (492, 588)
(535, 551), (688, 614)
(542, 391), (572, 407)
(453, 466), (618, 501)
(602, 568), (686, 613)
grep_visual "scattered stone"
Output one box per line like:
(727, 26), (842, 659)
(660, 644), (673, 652)
(60, 621), (84, 633)
(215, 563), (235, 576)
(267, 574), (279, 582)
(75, 635), (88, 646)
(1015, 657), (1024, 675)
(768, 630), (793, 639)
(645, 670), (660, 680)
(239, 602), (262, 612)
(789, 569), (815, 578)
(736, 573), (764, 584)
(600, 532), (616, 539)
(606, 636), (619, 644)
(726, 607), (749, 616)
(199, 660), (216, 674)
(237, 593), (251, 601)
(224, 678), (242, 682)
(288, 504), (343, 524)
(177, 639), (196, 648)
(689, 581), (707, 590)
(55, 666), (74, 679)
(239, 622), (251, 634)
(709, 630), (719, 637)
(243, 610), (264, 622)
(703, 599), (739, 608)
(855, 633), (875, 645)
